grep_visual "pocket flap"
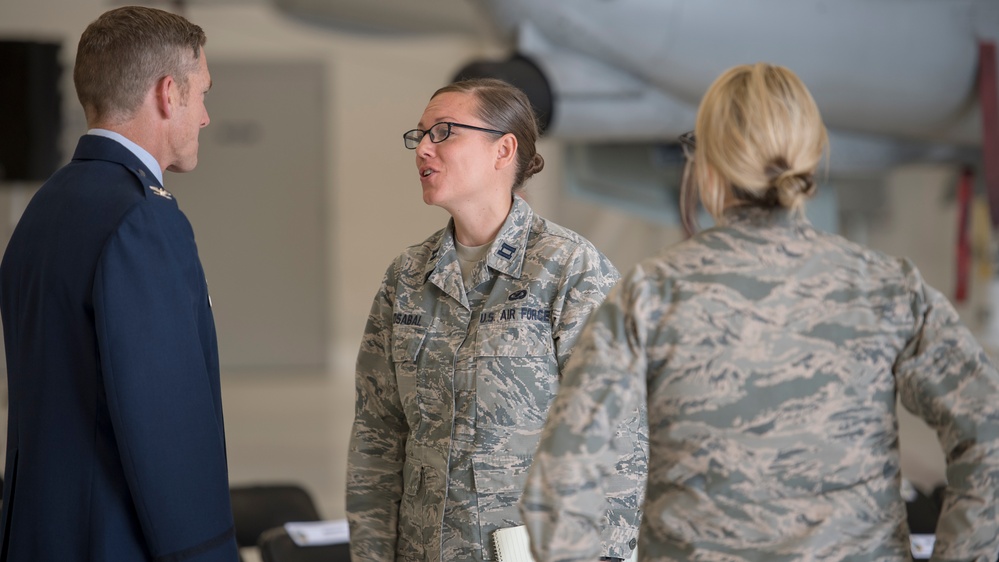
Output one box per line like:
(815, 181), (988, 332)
(391, 324), (428, 363)
(476, 321), (552, 357)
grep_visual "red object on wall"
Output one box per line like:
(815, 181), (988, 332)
(981, 41), (998, 228)
(956, 167), (974, 303)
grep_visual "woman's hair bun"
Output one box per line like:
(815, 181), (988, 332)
(523, 153), (545, 180)
(766, 157), (815, 207)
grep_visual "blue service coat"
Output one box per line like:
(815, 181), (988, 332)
(0, 135), (238, 561)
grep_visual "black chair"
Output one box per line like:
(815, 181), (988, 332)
(230, 483), (322, 549)
(258, 526), (351, 562)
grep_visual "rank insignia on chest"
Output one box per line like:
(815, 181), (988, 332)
(149, 185), (174, 200)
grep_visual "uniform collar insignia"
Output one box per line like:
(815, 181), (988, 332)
(496, 242), (517, 260)
(149, 185), (174, 200)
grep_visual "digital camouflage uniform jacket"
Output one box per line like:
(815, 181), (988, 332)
(521, 206), (999, 562)
(347, 195), (647, 562)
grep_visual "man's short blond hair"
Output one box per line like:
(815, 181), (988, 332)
(74, 6), (206, 125)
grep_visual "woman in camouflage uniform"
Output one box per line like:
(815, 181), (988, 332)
(520, 63), (999, 561)
(346, 78), (647, 562)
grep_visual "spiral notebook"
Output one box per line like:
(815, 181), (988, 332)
(493, 525), (639, 562)
(492, 525), (535, 562)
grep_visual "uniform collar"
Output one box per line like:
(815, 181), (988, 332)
(483, 194), (532, 279)
(73, 134), (172, 200)
(423, 194), (534, 301)
(722, 205), (809, 229)
(86, 129), (164, 186)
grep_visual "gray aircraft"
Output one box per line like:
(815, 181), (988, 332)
(276, 0), (996, 171)
(275, 0), (997, 234)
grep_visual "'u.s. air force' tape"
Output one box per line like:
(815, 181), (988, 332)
(284, 519), (350, 546)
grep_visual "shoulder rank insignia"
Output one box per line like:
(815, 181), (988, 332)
(149, 185), (173, 200)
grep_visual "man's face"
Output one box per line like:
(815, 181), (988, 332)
(167, 47), (211, 173)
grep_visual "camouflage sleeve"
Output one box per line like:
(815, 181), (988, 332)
(346, 262), (409, 562)
(522, 265), (649, 562)
(894, 260), (999, 562)
(551, 243), (620, 374)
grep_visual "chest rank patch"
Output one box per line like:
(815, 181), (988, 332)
(149, 185), (174, 200)
(497, 242), (516, 260)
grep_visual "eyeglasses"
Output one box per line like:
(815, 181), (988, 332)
(678, 130), (696, 159)
(403, 121), (507, 149)
(678, 130), (698, 237)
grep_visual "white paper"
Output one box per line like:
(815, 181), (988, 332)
(284, 519), (350, 546)
(493, 525), (534, 562)
(910, 534), (935, 560)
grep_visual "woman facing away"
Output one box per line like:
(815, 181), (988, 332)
(520, 63), (999, 561)
(346, 78), (647, 562)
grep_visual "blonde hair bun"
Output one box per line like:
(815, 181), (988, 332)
(767, 157), (816, 208)
(685, 63), (828, 225)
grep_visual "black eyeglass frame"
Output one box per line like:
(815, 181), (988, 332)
(678, 130), (696, 155)
(677, 130), (698, 237)
(403, 122), (507, 149)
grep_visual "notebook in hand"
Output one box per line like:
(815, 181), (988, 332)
(492, 525), (535, 562)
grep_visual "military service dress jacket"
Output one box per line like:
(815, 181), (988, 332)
(521, 207), (999, 562)
(347, 195), (646, 562)
(0, 135), (238, 562)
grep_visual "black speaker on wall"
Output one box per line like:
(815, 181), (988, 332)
(0, 40), (62, 183)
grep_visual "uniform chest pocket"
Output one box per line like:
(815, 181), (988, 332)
(473, 321), (557, 441)
(391, 324), (429, 409)
(475, 321), (553, 358)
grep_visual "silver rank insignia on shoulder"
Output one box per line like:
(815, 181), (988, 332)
(149, 185), (173, 200)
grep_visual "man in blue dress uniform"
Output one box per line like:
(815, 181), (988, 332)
(0, 6), (238, 561)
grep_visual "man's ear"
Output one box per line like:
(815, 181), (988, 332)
(495, 133), (517, 171)
(154, 75), (175, 118)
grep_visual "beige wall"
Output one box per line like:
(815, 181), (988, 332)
(1, 0), (499, 368)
